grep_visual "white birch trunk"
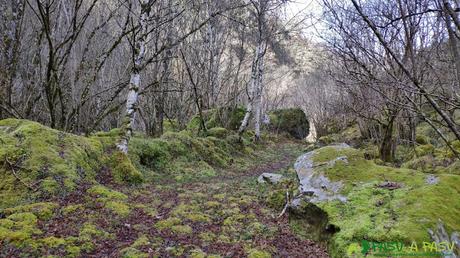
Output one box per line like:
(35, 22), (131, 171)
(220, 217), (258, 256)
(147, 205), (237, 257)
(238, 44), (261, 134)
(117, 0), (150, 153)
(254, 46), (265, 140)
(306, 119), (317, 143)
(239, 39), (266, 137)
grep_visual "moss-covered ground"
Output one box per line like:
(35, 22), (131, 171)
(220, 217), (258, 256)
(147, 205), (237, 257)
(0, 119), (328, 257)
(3, 118), (458, 257)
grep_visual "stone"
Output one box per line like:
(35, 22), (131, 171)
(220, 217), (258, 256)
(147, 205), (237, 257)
(425, 174), (439, 185)
(293, 144), (348, 204)
(257, 173), (284, 184)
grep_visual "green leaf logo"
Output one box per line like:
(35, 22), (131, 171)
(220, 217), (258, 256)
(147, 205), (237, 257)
(361, 240), (370, 254)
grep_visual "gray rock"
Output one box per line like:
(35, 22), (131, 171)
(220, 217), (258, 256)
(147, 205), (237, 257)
(425, 174), (439, 185)
(257, 173), (284, 184)
(293, 144), (349, 204)
(428, 220), (459, 258)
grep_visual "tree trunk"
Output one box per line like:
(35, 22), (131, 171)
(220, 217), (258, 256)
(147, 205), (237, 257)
(239, 40), (265, 136)
(379, 117), (396, 162)
(117, 0), (150, 153)
(254, 44), (265, 141)
(442, 1), (460, 90)
(238, 44), (260, 135)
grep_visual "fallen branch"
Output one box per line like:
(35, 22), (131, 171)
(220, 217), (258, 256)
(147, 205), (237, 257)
(277, 190), (290, 219)
(277, 191), (307, 219)
(4, 157), (41, 192)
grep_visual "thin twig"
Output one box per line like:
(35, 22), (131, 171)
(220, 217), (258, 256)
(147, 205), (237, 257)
(4, 157), (41, 191)
(277, 190), (290, 219)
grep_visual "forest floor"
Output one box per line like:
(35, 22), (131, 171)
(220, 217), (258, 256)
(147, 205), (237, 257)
(2, 138), (329, 257)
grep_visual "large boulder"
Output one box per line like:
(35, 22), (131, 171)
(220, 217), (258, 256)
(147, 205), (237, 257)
(291, 144), (460, 258)
(269, 108), (309, 139)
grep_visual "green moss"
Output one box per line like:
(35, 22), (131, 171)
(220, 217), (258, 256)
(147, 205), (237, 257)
(0, 212), (42, 247)
(41, 236), (66, 248)
(199, 231), (216, 242)
(128, 130), (251, 182)
(4, 202), (58, 220)
(207, 127), (230, 138)
(415, 144), (434, 157)
(204, 201), (221, 209)
(185, 212), (211, 223)
(131, 234), (150, 248)
(120, 247), (149, 258)
(415, 135), (430, 145)
(437, 161), (460, 175)
(171, 224), (192, 235)
(108, 151), (143, 184)
(62, 204), (84, 215)
(318, 136), (333, 145)
(186, 107), (245, 131)
(155, 217), (181, 230)
(163, 119), (179, 133)
(66, 244), (82, 257)
(87, 185), (127, 200)
(170, 203), (211, 223)
(190, 249), (207, 258)
(133, 203), (158, 217)
(166, 245), (185, 256)
(247, 248), (272, 258)
(0, 119), (104, 208)
(79, 222), (112, 243)
(213, 193), (226, 200)
(106, 201), (130, 217)
(266, 189), (286, 209)
(402, 155), (435, 172)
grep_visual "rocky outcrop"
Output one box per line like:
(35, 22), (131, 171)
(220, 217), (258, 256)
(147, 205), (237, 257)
(292, 144), (349, 204)
(288, 143), (460, 258)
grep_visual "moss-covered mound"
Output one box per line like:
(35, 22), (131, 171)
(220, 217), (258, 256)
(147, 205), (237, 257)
(269, 108), (309, 139)
(294, 146), (460, 258)
(0, 119), (141, 209)
(128, 129), (258, 182)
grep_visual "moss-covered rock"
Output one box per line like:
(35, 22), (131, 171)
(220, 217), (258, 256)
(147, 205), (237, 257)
(0, 119), (103, 208)
(268, 108), (309, 139)
(298, 146), (460, 258)
(0, 119), (144, 210)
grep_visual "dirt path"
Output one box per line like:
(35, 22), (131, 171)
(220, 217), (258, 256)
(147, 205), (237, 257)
(101, 141), (330, 257)
(3, 141), (329, 257)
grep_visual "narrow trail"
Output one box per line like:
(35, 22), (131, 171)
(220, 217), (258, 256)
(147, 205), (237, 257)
(111, 140), (330, 257)
(4, 140), (330, 257)
(105, 140), (330, 257)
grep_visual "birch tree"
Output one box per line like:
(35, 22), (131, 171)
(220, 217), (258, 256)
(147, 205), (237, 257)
(239, 0), (269, 140)
(117, 0), (151, 153)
